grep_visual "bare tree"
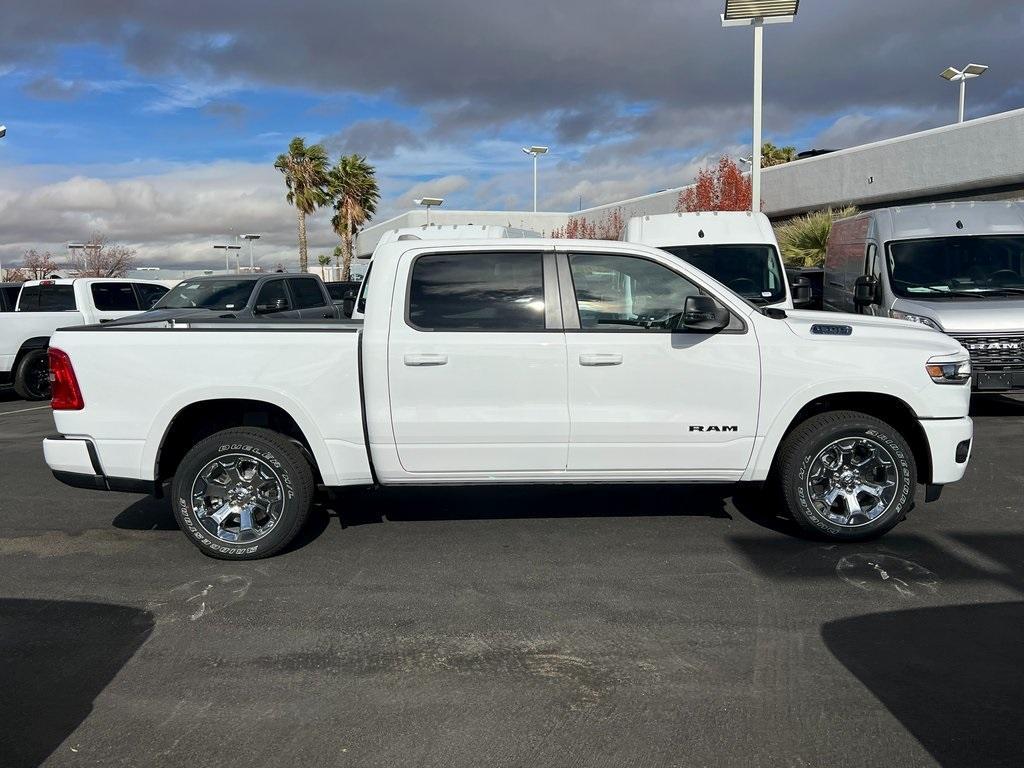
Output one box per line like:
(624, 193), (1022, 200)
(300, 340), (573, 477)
(63, 234), (137, 277)
(20, 249), (61, 280)
(2, 266), (27, 282)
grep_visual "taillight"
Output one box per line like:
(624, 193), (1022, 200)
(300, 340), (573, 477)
(48, 348), (84, 410)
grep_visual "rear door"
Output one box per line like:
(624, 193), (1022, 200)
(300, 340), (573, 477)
(387, 248), (569, 473)
(287, 277), (337, 318)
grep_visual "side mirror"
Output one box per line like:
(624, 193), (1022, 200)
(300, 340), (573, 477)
(680, 295), (729, 333)
(255, 298), (289, 314)
(854, 275), (880, 307)
(342, 297), (355, 318)
(790, 276), (814, 308)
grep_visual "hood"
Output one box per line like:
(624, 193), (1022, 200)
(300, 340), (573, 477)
(104, 308), (237, 326)
(780, 309), (966, 358)
(891, 297), (1024, 334)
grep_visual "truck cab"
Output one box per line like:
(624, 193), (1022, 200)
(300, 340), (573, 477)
(622, 211), (804, 310)
(824, 201), (1024, 393)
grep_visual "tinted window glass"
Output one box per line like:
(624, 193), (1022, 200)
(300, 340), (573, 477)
(135, 283), (168, 309)
(409, 252), (545, 331)
(91, 282), (139, 311)
(256, 280), (290, 310)
(288, 278), (327, 309)
(18, 284), (77, 312)
(356, 263), (372, 314)
(0, 285), (21, 311)
(661, 244), (785, 304)
(569, 253), (700, 331)
(887, 236), (1024, 298)
(155, 279), (255, 310)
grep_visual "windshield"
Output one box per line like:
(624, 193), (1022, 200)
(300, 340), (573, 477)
(887, 236), (1024, 299)
(154, 280), (256, 310)
(660, 244), (786, 304)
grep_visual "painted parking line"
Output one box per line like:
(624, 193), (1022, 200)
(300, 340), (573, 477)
(0, 405), (51, 417)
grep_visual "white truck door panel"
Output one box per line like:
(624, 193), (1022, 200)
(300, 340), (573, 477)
(562, 251), (760, 471)
(387, 249), (569, 473)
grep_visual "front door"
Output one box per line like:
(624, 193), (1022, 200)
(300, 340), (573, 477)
(387, 249), (569, 473)
(562, 251), (760, 473)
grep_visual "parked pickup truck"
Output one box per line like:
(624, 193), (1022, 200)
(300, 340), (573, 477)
(44, 239), (974, 559)
(1, 278), (168, 400)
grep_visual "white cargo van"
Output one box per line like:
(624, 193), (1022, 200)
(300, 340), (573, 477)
(623, 211), (799, 309)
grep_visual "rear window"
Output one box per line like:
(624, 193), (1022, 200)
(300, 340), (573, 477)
(91, 282), (139, 311)
(1, 285), (21, 311)
(288, 278), (327, 309)
(18, 284), (77, 312)
(408, 252), (546, 331)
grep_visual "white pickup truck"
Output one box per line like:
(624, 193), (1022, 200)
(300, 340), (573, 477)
(1, 278), (169, 399)
(44, 239), (974, 559)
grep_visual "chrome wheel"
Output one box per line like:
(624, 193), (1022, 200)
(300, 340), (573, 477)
(190, 454), (285, 544)
(805, 437), (899, 528)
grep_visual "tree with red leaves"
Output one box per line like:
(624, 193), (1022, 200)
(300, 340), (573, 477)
(677, 156), (753, 212)
(551, 208), (625, 240)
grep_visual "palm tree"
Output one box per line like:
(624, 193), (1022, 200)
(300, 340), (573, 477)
(328, 154), (380, 280)
(776, 206), (858, 267)
(275, 137), (330, 273)
(761, 141), (798, 168)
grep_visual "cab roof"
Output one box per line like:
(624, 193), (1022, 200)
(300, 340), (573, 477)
(623, 211), (778, 248)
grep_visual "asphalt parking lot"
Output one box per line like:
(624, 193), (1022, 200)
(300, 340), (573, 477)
(1, 390), (1022, 768)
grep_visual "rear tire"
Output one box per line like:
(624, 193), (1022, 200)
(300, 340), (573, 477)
(13, 349), (51, 401)
(171, 427), (314, 560)
(777, 411), (916, 541)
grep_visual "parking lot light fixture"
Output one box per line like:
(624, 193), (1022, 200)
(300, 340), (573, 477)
(240, 234), (261, 271)
(521, 146), (549, 212)
(0, 125), (6, 139)
(940, 64), (989, 123)
(68, 242), (99, 273)
(213, 243), (242, 272)
(721, 0), (799, 213)
(414, 197), (444, 226)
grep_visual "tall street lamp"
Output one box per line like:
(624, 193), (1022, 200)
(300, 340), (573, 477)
(213, 244), (242, 272)
(240, 233), (261, 271)
(521, 146), (549, 213)
(940, 64), (988, 124)
(721, 0), (799, 213)
(414, 197), (444, 226)
(68, 242), (100, 274)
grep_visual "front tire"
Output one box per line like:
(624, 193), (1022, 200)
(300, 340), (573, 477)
(171, 427), (314, 560)
(777, 411), (916, 541)
(13, 349), (51, 401)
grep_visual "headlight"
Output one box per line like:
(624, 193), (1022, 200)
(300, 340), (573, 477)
(891, 310), (942, 330)
(926, 359), (972, 385)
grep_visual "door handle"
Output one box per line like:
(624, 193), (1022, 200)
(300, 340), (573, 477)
(404, 353), (448, 367)
(828, 281), (844, 287)
(579, 353), (622, 366)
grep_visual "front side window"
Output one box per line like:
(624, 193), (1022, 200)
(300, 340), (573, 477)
(661, 244), (785, 304)
(91, 282), (139, 311)
(887, 235), (1024, 299)
(288, 278), (327, 309)
(18, 284), (77, 312)
(408, 252), (546, 331)
(569, 253), (701, 330)
(255, 280), (291, 311)
(154, 279), (255, 310)
(135, 283), (168, 309)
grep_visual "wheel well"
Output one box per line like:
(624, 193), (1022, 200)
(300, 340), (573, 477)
(779, 392), (933, 484)
(15, 337), (51, 367)
(155, 399), (321, 485)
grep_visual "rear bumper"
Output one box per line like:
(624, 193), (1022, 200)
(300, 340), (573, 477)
(44, 436), (155, 495)
(919, 417), (973, 485)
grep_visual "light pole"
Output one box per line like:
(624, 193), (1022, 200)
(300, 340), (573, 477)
(940, 64), (988, 124)
(240, 233), (261, 272)
(0, 125), (6, 139)
(68, 242), (100, 275)
(212, 244), (242, 272)
(721, 0), (799, 213)
(414, 197), (444, 226)
(521, 146), (549, 212)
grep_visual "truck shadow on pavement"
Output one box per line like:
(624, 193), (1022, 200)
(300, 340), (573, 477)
(970, 392), (1024, 417)
(0, 599), (154, 768)
(731, 533), (1024, 767)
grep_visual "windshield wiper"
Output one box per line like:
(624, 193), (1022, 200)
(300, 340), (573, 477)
(900, 284), (991, 299)
(973, 286), (1024, 296)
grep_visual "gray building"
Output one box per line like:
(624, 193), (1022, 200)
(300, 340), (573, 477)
(357, 107), (1024, 256)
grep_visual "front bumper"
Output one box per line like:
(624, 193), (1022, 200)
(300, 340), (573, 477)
(919, 417), (974, 485)
(43, 436), (154, 495)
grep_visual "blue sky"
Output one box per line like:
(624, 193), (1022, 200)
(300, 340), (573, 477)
(0, 0), (1020, 268)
